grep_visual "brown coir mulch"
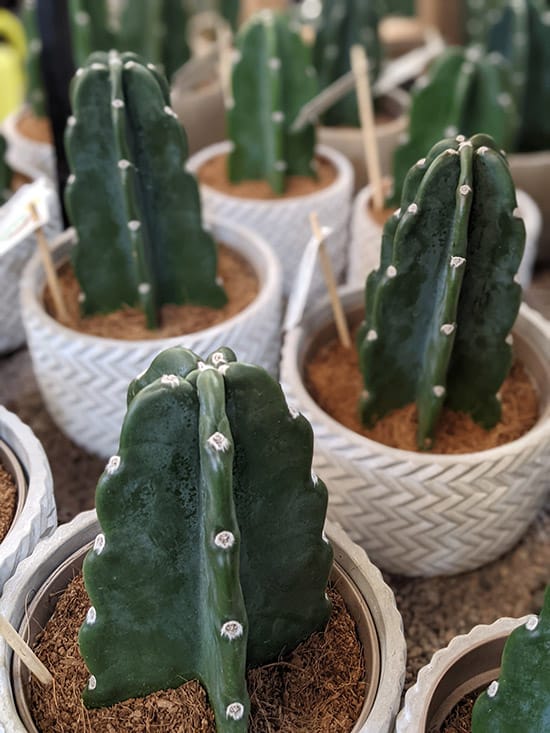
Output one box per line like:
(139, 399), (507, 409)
(197, 153), (337, 200)
(440, 690), (479, 733)
(45, 245), (258, 340)
(0, 462), (17, 542)
(29, 579), (366, 733)
(305, 333), (539, 454)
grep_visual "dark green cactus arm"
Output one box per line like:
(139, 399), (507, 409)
(20, 0), (46, 117)
(68, 0), (114, 67)
(158, 0), (190, 80)
(0, 135), (12, 203)
(472, 585), (550, 733)
(117, 0), (163, 66)
(228, 11), (317, 195)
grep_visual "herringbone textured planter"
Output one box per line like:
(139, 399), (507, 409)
(2, 106), (56, 182)
(21, 219), (282, 459)
(0, 406), (56, 591)
(280, 287), (550, 577)
(187, 142), (354, 297)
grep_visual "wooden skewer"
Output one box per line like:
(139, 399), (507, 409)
(310, 213), (351, 349)
(217, 23), (234, 111)
(350, 44), (385, 211)
(29, 203), (70, 325)
(0, 613), (53, 686)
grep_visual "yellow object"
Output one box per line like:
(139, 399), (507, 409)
(0, 9), (26, 122)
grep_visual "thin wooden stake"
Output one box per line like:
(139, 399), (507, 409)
(30, 203), (70, 325)
(217, 24), (234, 110)
(350, 44), (385, 211)
(0, 613), (53, 686)
(310, 213), (351, 349)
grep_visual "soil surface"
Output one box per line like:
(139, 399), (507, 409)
(440, 691), (477, 733)
(0, 461), (17, 542)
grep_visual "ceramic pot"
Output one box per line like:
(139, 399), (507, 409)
(0, 406), (55, 591)
(509, 149), (550, 264)
(20, 217), (283, 459)
(187, 142), (354, 298)
(0, 512), (406, 733)
(2, 106), (56, 182)
(395, 615), (531, 731)
(347, 184), (542, 290)
(170, 78), (226, 156)
(280, 286), (550, 577)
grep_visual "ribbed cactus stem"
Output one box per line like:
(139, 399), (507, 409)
(21, 0), (46, 117)
(68, 0), (113, 67)
(0, 135), (11, 202)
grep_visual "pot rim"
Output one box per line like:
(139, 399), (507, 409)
(281, 285), (550, 465)
(1, 105), (54, 154)
(0, 439), (27, 543)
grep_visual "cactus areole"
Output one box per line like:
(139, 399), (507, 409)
(65, 51), (226, 330)
(472, 585), (550, 732)
(79, 346), (333, 732)
(358, 134), (524, 450)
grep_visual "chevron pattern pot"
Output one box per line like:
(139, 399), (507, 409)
(0, 406), (56, 591)
(2, 106), (56, 182)
(20, 218), (282, 459)
(280, 287), (550, 577)
(0, 512), (406, 733)
(187, 142), (354, 298)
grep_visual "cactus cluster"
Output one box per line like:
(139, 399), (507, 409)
(472, 585), (550, 732)
(359, 134), (524, 450)
(313, 0), (382, 127)
(79, 346), (333, 733)
(227, 10), (318, 195)
(65, 51), (226, 329)
(389, 45), (518, 205)
(20, 0), (47, 117)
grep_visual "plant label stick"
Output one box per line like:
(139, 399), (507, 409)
(0, 613), (53, 686)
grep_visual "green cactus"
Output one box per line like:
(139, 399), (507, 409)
(471, 585), (550, 732)
(228, 10), (318, 195)
(389, 45), (519, 205)
(313, 0), (382, 127)
(359, 134), (524, 450)
(0, 134), (12, 204)
(79, 345), (333, 732)
(68, 0), (114, 68)
(65, 51), (226, 329)
(486, 0), (550, 152)
(20, 0), (46, 117)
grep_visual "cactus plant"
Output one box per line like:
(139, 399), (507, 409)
(313, 0), (382, 127)
(227, 10), (318, 195)
(359, 133), (524, 450)
(389, 45), (519, 205)
(65, 51), (226, 330)
(20, 0), (47, 117)
(78, 345), (333, 732)
(472, 585), (550, 732)
(464, 0), (506, 44)
(0, 134), (11, 203)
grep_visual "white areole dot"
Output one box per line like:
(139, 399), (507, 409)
(221, 621), (244, 640)
(86, 607), (97, 625)
(88, 675), (97, 691)
(460, 184), (472, 195)
(288, 405), (300, 419)
(138, 283), (151, 295)
(274, 160), (287, 172)
(78, 292), (86, 303)
(226, 702), (245, 721)
(118, 159), (131, 170)
(487, 680), (499, 698)
(505, 334), (514, 346)
(210, 351), (227, 367)
(124, 61), (136, 69)
(160, 374), (180, 388)
(477, 146), (490, 155)
(458, 140), (473, 151)
(272, 110), (285, 123)
(311, 471), (319, 486)
(386, 265), (397, 278)
(30, 39), (42, 53)
(407, 203), (418, 214)
(147, 63), (156, 71)
(416, 157), (426, 168)
(444, 125), (458, 137)
(68, 174), (76, 185)
(268, 57), (281, 70)
(94, 533), (106, 554)
(163, 105), (178, 118)
(106, 455), (121, 475)
(440, 323), (455, 336)
(75, 10), (89, 25)
(67, 116), (77, 127)
(214, 531), (235, 549)
(526, 614), (539, 631)
(498, 92), (512, 107)
(433, 385), (446, 398)
(450, 256), (466, 268)
(218, 364), (230, 376)
(208, 432), (231, 452)
(112, 98), (124, 109)
(366, 329), (378, 342)
(128, 220), (141, 231)
(394, 208), (401, 218)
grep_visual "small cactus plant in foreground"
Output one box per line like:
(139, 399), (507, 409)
(358, 133), (524, 450)
(79, 345), (333, 732)
(472, 584), (550, 732)
(227, 10), (318, 195)
(65, 51), (226, 329)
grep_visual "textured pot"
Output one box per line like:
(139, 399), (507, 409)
(280, 287), (550, 577)
(20, 217), (283, 459)
(395, 615), (531, 732)
(170, 78), (226, 156)
(187, 142), (354, 298)
(0, 512), (406, 733)
(347, 184), (541, 290)
(318, 89), (409, 193)
(0, 406), (55, 592)
(2, 106), (56, 182)
(509, 149), (550, 265)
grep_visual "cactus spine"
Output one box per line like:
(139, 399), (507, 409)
(65, 51), (226, 329)
(228, 10), (318, 195)
(472, 585), (550, 732)
(359, 134), (524, 450)
(79, 346), (332, 732)
(313, 0), (382, 127)
(389, 46), (518, 205)
(20, 0), (46, 117)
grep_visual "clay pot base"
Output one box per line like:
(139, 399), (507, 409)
(305, 333), (538, 454)
(16, 110), (53, 145)
(0, 462), (16, 542)
(45, 245), (259, 340)
(29, 576), (366, 733)
(197, 153), (337, 200)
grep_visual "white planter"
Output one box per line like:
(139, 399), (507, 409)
(20, 217), (283, 458)
(0, 511), (405, 733)
(2, 106), (56, 182)
(318, 89), (409, 193)
(280, 287), (550, 577)
(187, 142), (354, 298)
(0, 406), (56, 592)
(170, 79), (226, 156)
(347, 184), (542, 290)
(509, 149), (550, 264)
(395, 615), (530, 732)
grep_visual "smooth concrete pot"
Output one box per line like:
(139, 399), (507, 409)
(0, 406), (56, 592)
(20, 217), (283, 459)
(170, 78), (226, 156)
(0, 512), (406, 733)
(395, 615), (531, 732)
(280, 287), (550, 577)
(187, 142), (354, 297)
(347, 184), (542, 290)
(2, 106), (56, 182)
(509, 149), (550, 264)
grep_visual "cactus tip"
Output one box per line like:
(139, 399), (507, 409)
(207, 432), (231, 452)
(458, 140), (473, 151)
(220, 621), (244, 640)
(214, 531), (235, 549)
(106, 455), (121, 475)
(226, 703), (245, 721)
